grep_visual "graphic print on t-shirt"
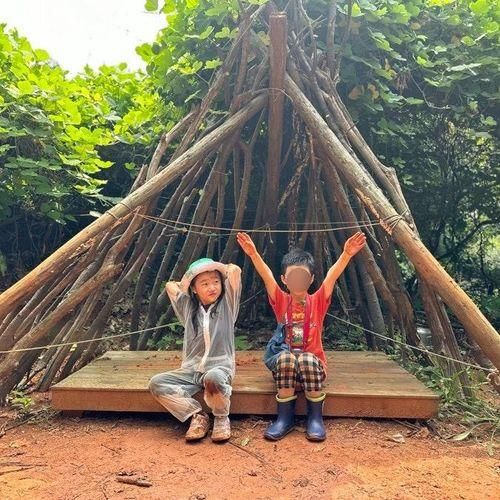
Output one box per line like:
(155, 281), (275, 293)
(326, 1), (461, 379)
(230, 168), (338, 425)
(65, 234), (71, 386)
(287, 300), (306, 347)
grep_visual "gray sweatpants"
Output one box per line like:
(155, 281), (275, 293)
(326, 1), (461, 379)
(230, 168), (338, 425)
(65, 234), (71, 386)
(148, 367), (232, 422)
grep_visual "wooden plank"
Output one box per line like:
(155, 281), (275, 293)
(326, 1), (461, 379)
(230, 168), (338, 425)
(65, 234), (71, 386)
(51, 350), (439, 419)
(53, 379), (434, 397)
(51, 389), (438, 419)
(52, 360), (413, 376)
(52, 369), (434, 393)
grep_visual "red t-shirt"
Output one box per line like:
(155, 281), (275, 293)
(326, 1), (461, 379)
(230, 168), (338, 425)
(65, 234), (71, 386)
(268, 283), (331, 371)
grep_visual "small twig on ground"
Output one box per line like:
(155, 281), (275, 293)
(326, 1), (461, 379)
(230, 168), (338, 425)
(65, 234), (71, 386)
(228, 440), (282, 482)
(101, 443), (120, 454)
(393, 419), (422, 430)
(0, 463), (45, 475)
(0, 417), (32, 437)
(228, 439), (265, 462)
(116, 475), (153, 487)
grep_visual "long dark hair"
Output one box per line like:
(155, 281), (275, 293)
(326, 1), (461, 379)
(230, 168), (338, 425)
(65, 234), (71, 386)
(189, 270), (225, 335)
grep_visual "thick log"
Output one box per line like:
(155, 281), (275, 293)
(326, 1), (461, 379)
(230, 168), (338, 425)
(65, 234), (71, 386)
(0, 94), (267, 321)
(285, 73), (500, 370)
(264, 12), (287, 266)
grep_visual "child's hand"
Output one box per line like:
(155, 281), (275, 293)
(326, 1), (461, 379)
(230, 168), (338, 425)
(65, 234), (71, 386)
(237, 232), (257, 257)
(344, 231), (366, 256)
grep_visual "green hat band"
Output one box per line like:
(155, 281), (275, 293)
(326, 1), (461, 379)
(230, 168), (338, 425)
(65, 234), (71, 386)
(188, 258), (216, 272)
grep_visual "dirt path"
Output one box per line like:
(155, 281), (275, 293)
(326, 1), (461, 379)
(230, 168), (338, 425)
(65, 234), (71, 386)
(0, 404), (497, 500)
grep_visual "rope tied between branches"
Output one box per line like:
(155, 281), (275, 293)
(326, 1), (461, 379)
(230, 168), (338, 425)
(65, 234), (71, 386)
(103, 204), (412, 239)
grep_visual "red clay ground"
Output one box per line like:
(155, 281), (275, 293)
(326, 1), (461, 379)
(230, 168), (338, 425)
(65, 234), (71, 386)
(0, 395), (498, 500)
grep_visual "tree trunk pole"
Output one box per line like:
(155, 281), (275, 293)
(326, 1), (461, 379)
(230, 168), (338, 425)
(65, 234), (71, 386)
(264, 12), (287, 267)
(0, 94), (267, 321)
(285, 73), (500, 370)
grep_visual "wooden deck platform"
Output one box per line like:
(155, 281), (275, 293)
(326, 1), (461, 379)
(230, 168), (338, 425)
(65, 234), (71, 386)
(50, 351), (439, 419)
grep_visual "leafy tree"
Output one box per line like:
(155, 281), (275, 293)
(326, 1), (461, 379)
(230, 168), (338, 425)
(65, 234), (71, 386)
(0, 25), (173, 280)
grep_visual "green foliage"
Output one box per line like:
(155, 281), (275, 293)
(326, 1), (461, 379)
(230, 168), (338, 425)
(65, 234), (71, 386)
(235, 334), (250, 350)
(138, 0), (498, 264)
(481, 293), (500, 323)
(1, 0), (497, 301)
(8, 389), (33, 413)
(137, 0), (253, 105)
(406, 361), (499, 446)
(328, 0), (499, 115)
(327, 1), (499, 254)
(323, 321), (369, 350)
(0, 25), (166, 224)
(321, 0), (499, 301)
(388, 339), (499, 444)
(412, 364), (470, 403)
(147, 321), (184, 350)
(0, 26), (183, 283)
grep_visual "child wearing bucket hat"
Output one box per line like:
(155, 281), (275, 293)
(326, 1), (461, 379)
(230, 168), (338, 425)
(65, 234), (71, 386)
(148, 258), (242, 442)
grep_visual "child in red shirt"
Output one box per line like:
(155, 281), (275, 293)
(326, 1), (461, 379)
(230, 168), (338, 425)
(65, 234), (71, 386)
(237, 231), (366, 441)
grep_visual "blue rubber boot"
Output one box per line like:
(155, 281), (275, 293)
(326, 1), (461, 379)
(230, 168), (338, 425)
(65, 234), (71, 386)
(264, 395), (297, 440)
(305, 393), (326, 441)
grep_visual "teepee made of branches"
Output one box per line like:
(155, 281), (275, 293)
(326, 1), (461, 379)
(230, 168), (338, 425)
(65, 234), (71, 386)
(0, 4), (498, 402)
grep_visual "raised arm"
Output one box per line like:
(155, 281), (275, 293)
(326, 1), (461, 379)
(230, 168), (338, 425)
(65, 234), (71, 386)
(224, 263), (242, 321)
(224, 263), (242, 292)
(323, 231), (367, 298)
(237, 232), (279, 302)
(165, 281), (182, 300)
(165, 280), (192, 325)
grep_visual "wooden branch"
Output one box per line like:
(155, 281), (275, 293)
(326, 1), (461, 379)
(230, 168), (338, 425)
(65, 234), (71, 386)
(326, 1), (338, 77)
(285, 73), (500, 370)
(168, 142), (235, 283)
(116, 476), (152, 488)
(314, 78), (470, 385)
(149, 109), (197, 178)
(129, 161), (207, 338)
(264, 12), (288, 264)
(309, 137), (325, 281)
(221, 113), (264, 263)
(0, 94), (267, 321)
(321, 155), (399, 322)
(373, 227), (431, 361)
(319, 86), (412, 218)
(173, 4), (264, 159)
(144, 188), (200, 330)
(207, 167), (227, 256)
(0, 256), (90, 353)
(36, 290), (101, 391)
(0, 264), (122, 399)
(331, 0), (352, 83)
(317, 182), (351, 311)
(0, 285), (50, 350)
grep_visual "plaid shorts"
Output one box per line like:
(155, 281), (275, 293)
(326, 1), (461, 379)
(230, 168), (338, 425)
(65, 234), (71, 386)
(272, 351), (326, 392)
